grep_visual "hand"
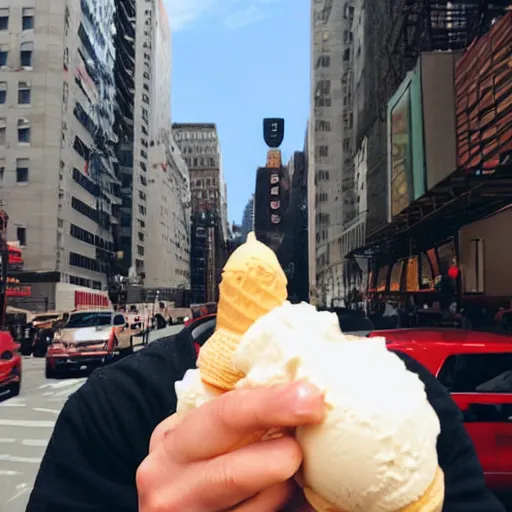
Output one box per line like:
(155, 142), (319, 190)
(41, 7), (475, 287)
(136, 381), (324, 511)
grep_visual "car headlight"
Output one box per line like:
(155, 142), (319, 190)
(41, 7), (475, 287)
(1, 350), (13, 360)
(53, 333), (61, 342)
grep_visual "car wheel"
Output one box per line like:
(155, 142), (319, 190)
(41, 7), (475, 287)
(10, 381), (20, 397)
(20, 344), (32, 356)
(33, 346), (47, 358)
(45, 361), (56, 379)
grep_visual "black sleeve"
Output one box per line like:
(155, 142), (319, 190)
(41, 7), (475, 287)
(26, 331), (197, 512)
(394, 351), (506, 512)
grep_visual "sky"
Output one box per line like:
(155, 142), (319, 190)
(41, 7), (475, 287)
(164, 0), (310, 224)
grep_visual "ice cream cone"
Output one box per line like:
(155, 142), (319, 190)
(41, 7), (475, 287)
(302, 466), (445, 512)
(197, 232), (287, 390)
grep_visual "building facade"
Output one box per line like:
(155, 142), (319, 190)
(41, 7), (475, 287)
(115, 0), (174, 285)
(145, 130), (190, 289)
(172, 123), (227, 303)
(0, 0), (120, 290)
(309, 0), (355, 307)
(240, 194), (254, 242)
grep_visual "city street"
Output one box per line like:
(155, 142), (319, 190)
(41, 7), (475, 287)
(0, 325), (183, 511)
(0, 357), (85, 511)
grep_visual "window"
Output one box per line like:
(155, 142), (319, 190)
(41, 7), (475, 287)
(0, 46), (7, 66)
(22, 8), (34, 30)
(0, 125), (5, 145)
(315, 120), (331, 132)
(316, 55), (330, 68)
(16, 158), (29, 183)
(343, 48), (350, 61)
(16, 227), (26, 246)
(464, 238), (484, 293)
(344, 4), (355, 21)
(18, 81), (31, 104)
(343, 31), (353, 44)
(18, 118), (31, 143)
(0, 8), (8, 30)
(0, 82), (6, 103)
(20, 41), (33, 67)
(438, 354), (512, 393)
(316, 145), (328, 158)
(0, 158), (5, 184)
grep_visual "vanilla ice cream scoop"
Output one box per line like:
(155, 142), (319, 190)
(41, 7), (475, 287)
(232, 301), (443, 512)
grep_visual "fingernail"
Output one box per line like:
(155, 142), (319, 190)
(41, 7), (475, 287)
(293, 381), (324, 419)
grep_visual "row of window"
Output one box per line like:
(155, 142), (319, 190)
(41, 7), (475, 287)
(174, 130), (217, 142)
(0, 8), (34, 31)
(69, 274), (102, 290)
(69, 251), (102, 274)
(0, 81), (31, 105)
(0, 118), (31, 144)
(70, 223), (114, 252)
(0, 41), (33, 68)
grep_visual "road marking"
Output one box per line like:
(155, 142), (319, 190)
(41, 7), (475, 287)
(0, 401), (26, 407)
(7, 483), (29, 502)
(0, 438), (16, 443)
(0, 419), (55, 428)
(39, 379), (84, 390)
(0, 454), (42, 464)
(33, 407), (60, 415)
(21, 439), (48, 447)
(0, 469), (20, 475)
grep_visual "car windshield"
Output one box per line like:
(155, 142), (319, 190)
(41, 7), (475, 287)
(65, 312), (112, 328)
(34, 315), (59, 322)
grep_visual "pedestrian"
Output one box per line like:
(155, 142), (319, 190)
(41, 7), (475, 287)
(26, 328), (505, 511)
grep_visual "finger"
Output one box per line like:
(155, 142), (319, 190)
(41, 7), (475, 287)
(166, 436), (303, 511)
(168, 381), (324, 462)
(229, 480), (295, 511)
(149, 413), (184, 453)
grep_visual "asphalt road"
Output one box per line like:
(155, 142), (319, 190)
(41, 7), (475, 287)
(0, 325), (183, 512)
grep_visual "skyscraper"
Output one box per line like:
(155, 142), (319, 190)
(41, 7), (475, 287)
(309, 0), (355, 306)
(173, 123), (228, 303)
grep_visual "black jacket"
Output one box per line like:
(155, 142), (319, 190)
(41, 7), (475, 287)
(26, 330), (505, 511)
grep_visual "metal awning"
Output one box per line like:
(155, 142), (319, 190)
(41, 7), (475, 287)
(349, 165), (512, 262)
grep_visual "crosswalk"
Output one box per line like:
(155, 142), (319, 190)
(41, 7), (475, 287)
(0, 358), (87, 511)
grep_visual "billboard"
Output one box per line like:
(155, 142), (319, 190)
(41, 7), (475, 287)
(263, 118), (285, 148)
(254, 165), (290, 251)
(389, 87), (413, 218)
(455, 12), (512, 175)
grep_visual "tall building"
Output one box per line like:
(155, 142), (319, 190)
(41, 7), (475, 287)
(240, 194), (254, 241)
(145, 130), (190, 289)
(172, 123), (228, 303)
(309, 0), (355, 307)
(114, 0), (176, 286)
(0, 0), (120, 290)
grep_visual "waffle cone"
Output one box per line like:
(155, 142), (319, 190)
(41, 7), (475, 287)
(302, 466), (444, 512)
(197, 329), (245, 391)
(197, 231), (287, 390)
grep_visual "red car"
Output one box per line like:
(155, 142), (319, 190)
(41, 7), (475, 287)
(0, 331), (21, 398)
(369, 328), (512, 490)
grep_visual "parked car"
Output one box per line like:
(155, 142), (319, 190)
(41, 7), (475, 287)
(0, 331), (21, 398)
(45, 309), (132, 378)
(369, 328), (512, 490)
